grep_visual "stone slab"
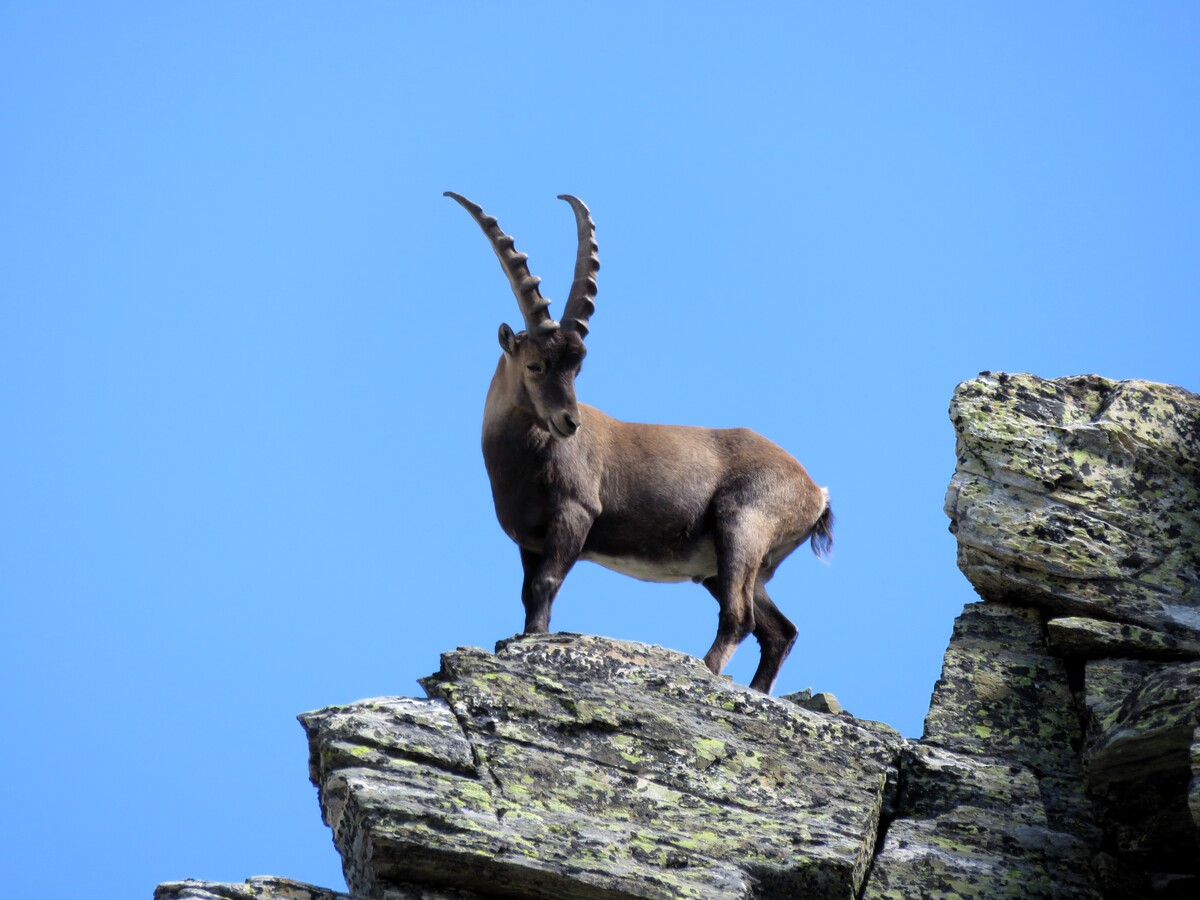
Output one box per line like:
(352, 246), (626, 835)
(300, 634), (905, 899)
(945, 373), (1200, 640)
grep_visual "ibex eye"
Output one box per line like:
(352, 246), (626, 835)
(527, 363), (544, 374)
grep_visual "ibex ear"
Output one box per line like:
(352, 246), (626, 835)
(498, 323), (518, 356)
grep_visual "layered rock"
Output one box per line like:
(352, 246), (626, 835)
(158, 372), (1200, 899)
(155, 877), (350, 900)
(301, 634), (903, 899)
(865, 602), (1101, 898)
(942, 372), (1200, 897)
(944, 372), (1200, 639)
(1082, 659), (1200, 890)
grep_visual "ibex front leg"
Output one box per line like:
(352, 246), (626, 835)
(518, 505), (593, 634)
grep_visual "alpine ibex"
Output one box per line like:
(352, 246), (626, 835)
(445, 192), (833, 694)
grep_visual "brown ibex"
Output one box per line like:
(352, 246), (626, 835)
(445, 192), (833, 694)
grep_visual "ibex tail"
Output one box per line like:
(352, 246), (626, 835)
(810, 490), (834, 560)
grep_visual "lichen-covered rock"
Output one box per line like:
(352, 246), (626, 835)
(945, 373), (1200, 639)
(300, 633), (904, 900)
(1082, 659), (1200, 889)
(298, 695), (546, 898)
(940, 372), (1200, 897)
(921, 602), (1094, 835)
(1047, 616), (1200, 661)
(866, 602), (1101, 897)
(863, 745), (1098, 899)
(154, 877), (350, 900)
(780, 689), (846, 715)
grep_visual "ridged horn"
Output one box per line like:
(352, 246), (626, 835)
(557, 194), (599, 339)
(444, 192), (560, 337)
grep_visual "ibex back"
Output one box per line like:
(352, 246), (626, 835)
(445, 192), (833, 694)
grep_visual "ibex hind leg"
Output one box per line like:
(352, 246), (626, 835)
(699, 561), (760, 677)
(748, 582), (798, 694)
(699, 492), (778, 676)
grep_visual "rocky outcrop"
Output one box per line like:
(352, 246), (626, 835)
(942, 373), (1200, 897)
(158, 372), (1199, 899)
(300, 635), (902, 899)
(155, 877), (349, 900)
(865, 601), (1102, 898)
(944, 372), (1200, 639)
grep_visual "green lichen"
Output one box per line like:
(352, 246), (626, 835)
(693, 737), (726, 765)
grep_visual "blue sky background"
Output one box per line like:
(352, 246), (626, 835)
(3, 4), (1198, 897)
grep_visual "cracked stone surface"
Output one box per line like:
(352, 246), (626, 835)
(920, 602), (1093, 831)
(939, 372), (1200, 898)
(300, 634), (903, 900)
(944, 372), (1200, 639)
(1047, 615), (1200, 660)
(155, 877), (351, 900)
(863, 744), (1097, 899)
(863, 603), (1102, 899)
(1082, 659), (1200, 881)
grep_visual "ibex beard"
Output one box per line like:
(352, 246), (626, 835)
(447, 191), (833, 694)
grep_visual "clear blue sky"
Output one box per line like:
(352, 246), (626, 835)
(2, 4), (1197, 897)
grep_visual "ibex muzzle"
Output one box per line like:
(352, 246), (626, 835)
(446, 191), (833, 694)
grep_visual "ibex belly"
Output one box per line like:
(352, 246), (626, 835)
(580, 541), (719, 584)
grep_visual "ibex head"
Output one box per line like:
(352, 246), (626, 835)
(445, 192), (599, 439)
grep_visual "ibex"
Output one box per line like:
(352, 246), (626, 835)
(445, 192), (833, 694)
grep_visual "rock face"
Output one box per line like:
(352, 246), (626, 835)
(941, 373), (1200, 897)
(155, 877), (349, 900)
(866, 601), (1103, 898)
(945, 372), (1200, 639)
(301, 635), (902, 899)
(158, 373), (1200, 899)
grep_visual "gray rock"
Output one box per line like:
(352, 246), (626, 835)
(1082, 659), (1200, 888)
(945, 373), (1200, 640)
(1047, 616), (1200, 660)
(921, 601), (1095, 837)
(301, 633), (904, 899)
(942, 372), (1200, 896)
(864, 745), (1098, 899)
(864, 602), (1102, 897)
(780, 688), (845, 715)
(154, 877), (350, 900)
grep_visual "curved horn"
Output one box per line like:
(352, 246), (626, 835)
(444, 192), (559, 337)
(557, 194), (599, 339)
